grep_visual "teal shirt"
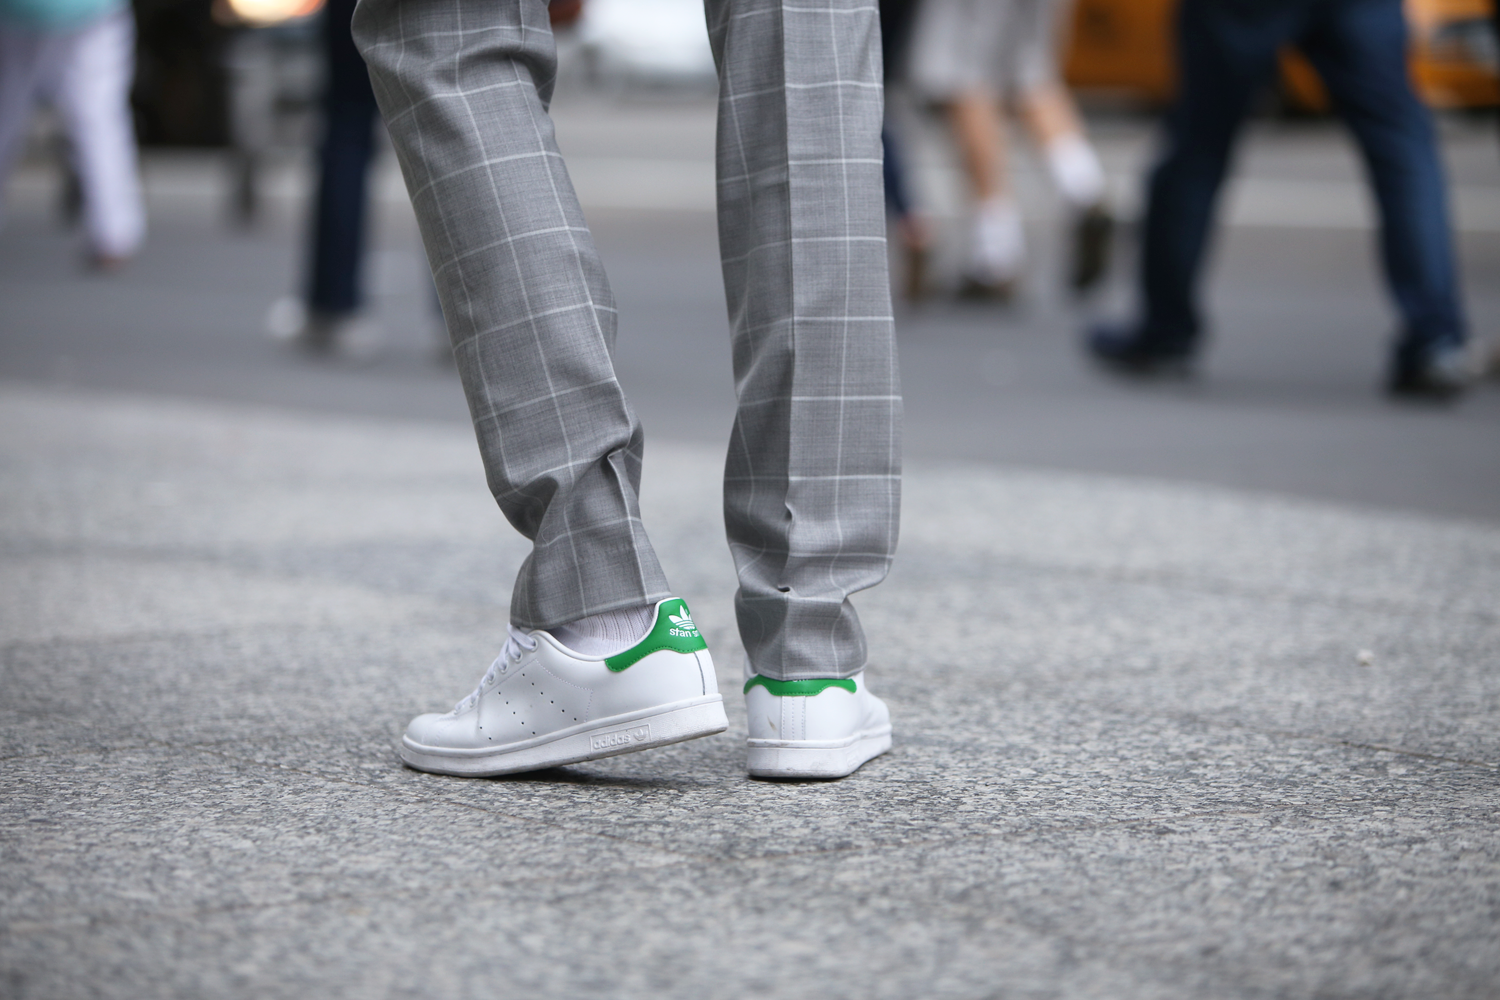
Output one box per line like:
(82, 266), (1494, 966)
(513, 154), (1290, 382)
(0, 0), (124, 29)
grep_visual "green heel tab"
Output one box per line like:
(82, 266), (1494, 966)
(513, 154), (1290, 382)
(742, 676), (857, 696)
(605, 598), (708, 672)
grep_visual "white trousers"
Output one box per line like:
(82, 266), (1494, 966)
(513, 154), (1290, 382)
(0, 8), (145, 257)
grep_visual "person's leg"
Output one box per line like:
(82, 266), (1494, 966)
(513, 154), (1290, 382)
(352, 0), (726, 776)
(1490, 0), (1500, 379)
(704, 0), (900, 682)
(948, 88), (1026, 291)
(882, 125), (911, 220)
(1019, 80), (1112, 293)
(1018, 83), (1102, 204)
(878, 0), (930, 299)
(881, 123), (931, 300)
(0, 25), (55, 193)
(947, 89), (1007, 204)
(705, 0), (899, 778)
(53, 9), (144, 263)
(306, 0), (380, 319)
(1090, 0), (1302, 368)
(1011, 0), (1111, 291)
(353, 0), (668, 631)
(1012, 0), (1103, 208)
(1298, 0), (1468, 393)
(1135, 0), (1300, 348)
(906, 0), (1023, 292)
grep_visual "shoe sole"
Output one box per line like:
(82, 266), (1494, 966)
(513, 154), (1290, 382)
(1090, 353), (1194, 379)
(746, 725), (893, 780)
(399, 695), (727, 777)
(957, 277), (1017, 302)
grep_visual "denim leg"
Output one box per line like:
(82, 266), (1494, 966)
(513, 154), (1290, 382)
(1300, 0), (1466, 361)
(882, 127), (911, 218)
(1139, 0), (1299, 347)
(307, 0), (380, 316)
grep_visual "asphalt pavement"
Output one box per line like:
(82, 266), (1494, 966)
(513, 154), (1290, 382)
(2, 94), (1498, 520)
(2, 91), (1499, 999)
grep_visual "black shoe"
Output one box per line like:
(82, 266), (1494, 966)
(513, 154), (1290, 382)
(1086, 322), (1194, 377)
(1070, 204), (1114, 295)
(1388, 345), (1471, 401)
(957, 274), (1018, 303)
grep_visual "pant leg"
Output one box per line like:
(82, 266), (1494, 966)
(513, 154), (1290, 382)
(0, 26), (56, 191)
(882, 126), (910, 217)
(352, 0), (671, 629)
(307, 0), (379, 316)
(1138, 0), (1300, 346)
(704, 0), (901, 681)
(53, 9), (145, 258)
(1299, 0), (1466, 360)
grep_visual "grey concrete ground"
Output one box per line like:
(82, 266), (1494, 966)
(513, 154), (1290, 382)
(3, 87), (1500, 998)
(3, 383), (1499, 999)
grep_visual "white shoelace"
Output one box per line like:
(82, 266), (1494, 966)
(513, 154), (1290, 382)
(452, 624), (538, 714)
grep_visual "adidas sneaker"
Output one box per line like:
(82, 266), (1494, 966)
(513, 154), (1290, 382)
(400, 598), (727, 776)
(743, 670), (892, 779)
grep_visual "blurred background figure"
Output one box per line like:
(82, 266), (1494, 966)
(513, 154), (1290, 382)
(262, 0), (387, 360)
(261, 0), (591, 361)
(0, 0), (144, 268)
(880, 0), (932, 301)
(1088, 0), (1472, 400)
(1489, 0), (1500, 379)
(575, 0), (715, 87)
(2, 0), (1494, 523)
(907, 0), (1112, 300)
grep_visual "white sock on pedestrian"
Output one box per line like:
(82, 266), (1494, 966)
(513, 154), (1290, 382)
(1045, 133), (1106, 209)
(970, 196), (1026, 283)
(548, 603), (656, 656)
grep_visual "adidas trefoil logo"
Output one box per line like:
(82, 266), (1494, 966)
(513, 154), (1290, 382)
(667, 605), (700, 639)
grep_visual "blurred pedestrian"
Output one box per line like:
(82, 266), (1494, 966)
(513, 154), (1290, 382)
(908, 0), (1112, 299)
(881, 0), (932, 300)
(354, 0), (898, 780)
(1088, 0), (1472, 400)
(0, 0), (145, 268)
(1487, 0), (1500, 380)
(265, 0), (386, 359)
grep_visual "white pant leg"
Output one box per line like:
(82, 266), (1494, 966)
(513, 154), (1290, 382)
(53, 9), (144, 257)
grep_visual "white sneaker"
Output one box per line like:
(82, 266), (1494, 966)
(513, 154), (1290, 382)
(400, 598), (727, 776)
(265, 296), (385, 364)
(744, 669), (892, 779)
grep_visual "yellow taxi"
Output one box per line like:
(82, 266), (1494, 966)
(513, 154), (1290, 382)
(1062, 0), (1500, 110)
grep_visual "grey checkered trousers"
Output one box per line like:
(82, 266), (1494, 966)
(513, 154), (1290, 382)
(352, 0), (901, 680)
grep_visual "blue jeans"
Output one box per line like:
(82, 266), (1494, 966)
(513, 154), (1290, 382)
(306, 0), (378, 316)
(1139, 0), (1466, 362)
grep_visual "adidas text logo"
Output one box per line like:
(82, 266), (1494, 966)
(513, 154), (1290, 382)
(592, 725), (650, 750)
(667, 607), (700, 638)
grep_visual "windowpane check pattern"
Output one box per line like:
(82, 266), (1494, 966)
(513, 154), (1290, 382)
(355, 0), (899, 679)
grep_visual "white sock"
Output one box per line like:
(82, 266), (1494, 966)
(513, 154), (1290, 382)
(548, 603), (655, 656)
(1046, 133), (1106, 209)
(970, 197), (1026, 283)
